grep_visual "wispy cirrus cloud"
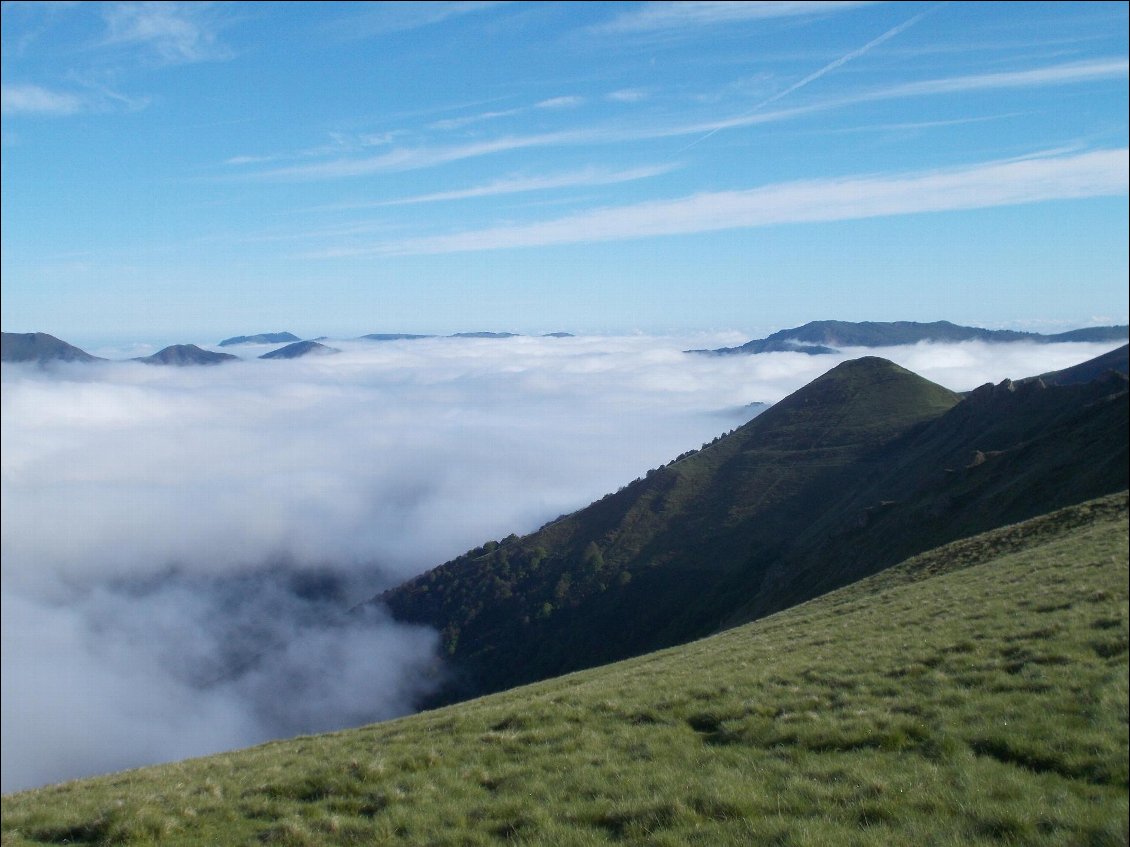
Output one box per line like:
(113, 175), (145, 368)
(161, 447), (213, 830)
(678, 6), (933, 152)
(427, 95), (583, 131)
(671, 56), (1130, 151)
(596, 1), (877, 33)
(326, 164), (680, 209)
(818, 113), (1026, 137)
(536, 95), (585, 110)
(245, 130), (589, 180)
(224, 131), (403, 167)
(229, 101), (823, 181)
(0, 83), (83, 116)
(319, 1), (505, 41)
(866, 58), (1130, 100)
(607, 88), (650, 103)
(100, 2), (234, 65)
(429, 108), (523, 131)
(0, 79), (148, 117)
(315, 148), (1127, 257)
(229, 54), (1127, 183)
(1, 3), (227, 121)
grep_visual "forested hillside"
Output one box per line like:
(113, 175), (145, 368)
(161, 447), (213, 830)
(379, 355), (1129, 705)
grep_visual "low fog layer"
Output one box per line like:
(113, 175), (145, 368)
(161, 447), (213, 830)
(1, 335), (1119, 792)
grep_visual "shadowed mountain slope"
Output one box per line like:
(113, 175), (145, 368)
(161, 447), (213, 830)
(135, 345), (240, 366)
(1, 332), (103, 364)
(378, 358), (962, 700)
(378, 354), (1129, 706)
(1027, 343), (1129, 386)
(722, 368), (1130, 628)
(694, 319), (1130, 355)
(4, 493), (1125, 844)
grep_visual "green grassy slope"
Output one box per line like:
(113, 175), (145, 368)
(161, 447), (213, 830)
(3, 492), (1126, 846)
(380, 357), (1128, 705)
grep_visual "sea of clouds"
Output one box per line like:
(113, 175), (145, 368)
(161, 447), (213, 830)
(1, 333), (1121, 792)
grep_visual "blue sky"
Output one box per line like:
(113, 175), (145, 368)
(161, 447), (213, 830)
(2, 1), (1127, 343)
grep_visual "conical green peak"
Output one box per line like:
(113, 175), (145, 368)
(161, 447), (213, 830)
(742, 356), (961, 450)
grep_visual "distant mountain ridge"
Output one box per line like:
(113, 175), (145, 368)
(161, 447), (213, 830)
(0, 329), (579, 363)
(218, 332), (300, 346)
(5, 324), (1126, 369)
(693, 319), (1130, 355)
(377, 348), (1129, 706)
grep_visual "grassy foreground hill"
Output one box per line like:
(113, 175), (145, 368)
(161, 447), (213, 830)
(3, 492), (1126, 846)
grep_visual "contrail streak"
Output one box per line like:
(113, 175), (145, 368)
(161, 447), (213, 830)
(678, 6), (940, 154)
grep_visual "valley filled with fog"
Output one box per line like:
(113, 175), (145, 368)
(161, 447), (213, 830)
(1, 333), (1120, 792)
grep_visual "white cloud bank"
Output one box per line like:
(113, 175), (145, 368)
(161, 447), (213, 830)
(1, 334), (1123, 791)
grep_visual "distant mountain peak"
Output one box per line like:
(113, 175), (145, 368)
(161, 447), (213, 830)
(1, 332), (103, 364)
(819, 354), (912, 376)
(135, 344), (240, 366)
(783, 355), (916, 391)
